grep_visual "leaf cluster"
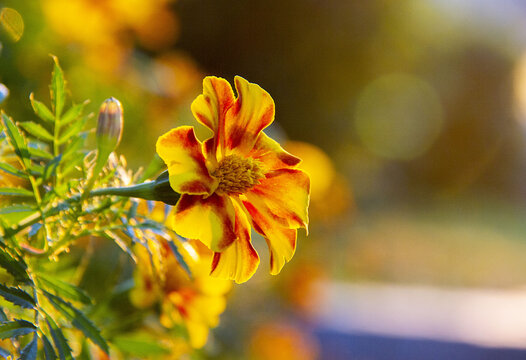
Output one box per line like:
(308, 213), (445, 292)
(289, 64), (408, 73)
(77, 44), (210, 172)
(0, 57), (188, 358)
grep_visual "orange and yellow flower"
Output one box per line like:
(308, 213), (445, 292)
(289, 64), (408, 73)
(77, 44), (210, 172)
(130, 237), (231, 349)
(156, 76), (310, 283)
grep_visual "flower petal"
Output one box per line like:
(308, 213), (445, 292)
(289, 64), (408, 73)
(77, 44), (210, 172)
(242, 200), (297, 275)
(210, 202), (260, 284)
(246, 169), (310, 229)
(156, 126), (217, 195)
(224, 76), (275, 156)
(248, 131), (301, 171)
(172, 193), (236, 252)
(191, 77), (235, 157)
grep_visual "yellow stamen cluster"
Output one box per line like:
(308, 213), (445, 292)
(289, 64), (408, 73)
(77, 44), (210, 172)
(212, 155), (264, 195)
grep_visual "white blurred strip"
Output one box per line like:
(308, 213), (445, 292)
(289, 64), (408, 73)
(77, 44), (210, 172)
(312, 282), (526, 349)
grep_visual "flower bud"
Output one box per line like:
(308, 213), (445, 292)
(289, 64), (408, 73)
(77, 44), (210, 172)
(96, 97), (123, 154)
(0, 83), (9, 104)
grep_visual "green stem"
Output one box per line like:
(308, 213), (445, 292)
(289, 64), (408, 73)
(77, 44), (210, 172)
(3, 172), (179, 239)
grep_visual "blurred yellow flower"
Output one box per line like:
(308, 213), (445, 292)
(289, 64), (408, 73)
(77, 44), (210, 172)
(156, 76), (310, 283)
(41, 0), (178, 73)
(130, 236), (231, 349)
(285, 141), (353, 221)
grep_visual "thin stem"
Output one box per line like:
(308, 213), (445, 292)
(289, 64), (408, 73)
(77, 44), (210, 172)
(4, 178), (178, 240)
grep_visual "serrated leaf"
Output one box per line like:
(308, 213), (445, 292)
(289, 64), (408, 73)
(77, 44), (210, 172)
(42, 154), (62, 182)
(0, 248), (31, 284)
(19, 122), (54, 142)
(46, 317), (72, 360)
(50, 56), (65, 118)
(37, 274), (91, 305)
(60, 101), (88, 126)
(0, 283), (36, 309)
(0, 187), (34, 197)
(20, 333), (37, 360)
(0, 308), (7, 322)
(58, 118), (86, 145)
(28, 146), (53, 160)
(0, 162), (27, 178)
(1, 113), (31, 168)
(104, 231), (137, 263)
(44, 292), (109, 354)
(29, 93), (55, 123)
(41, 334), (57, 360)
(167, 239), (192, 278)
(0, 320), (36, 339)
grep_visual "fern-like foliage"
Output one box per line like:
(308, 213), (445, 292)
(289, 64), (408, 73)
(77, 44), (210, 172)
(0, 57), (188, 359)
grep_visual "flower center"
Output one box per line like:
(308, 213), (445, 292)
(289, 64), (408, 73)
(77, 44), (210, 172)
(211, 155), (264, 195)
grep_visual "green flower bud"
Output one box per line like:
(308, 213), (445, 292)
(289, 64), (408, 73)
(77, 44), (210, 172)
(96, 97), (123, 154)
(82, 97), (124, 202)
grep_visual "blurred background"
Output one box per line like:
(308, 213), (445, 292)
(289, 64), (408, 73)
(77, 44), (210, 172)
(3, 0), (526, 358)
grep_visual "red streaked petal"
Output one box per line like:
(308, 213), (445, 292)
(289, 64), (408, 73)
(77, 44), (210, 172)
(248, 131), (301, 171)
(242, 200), (297, 275)
(172, 193), (236, 252)
(246, 168), (310, 229)
(224, 76), (275, 156)
(156, 126), (217, 195)
(191, 77), (235, 156)
(210, 202), (260, 283)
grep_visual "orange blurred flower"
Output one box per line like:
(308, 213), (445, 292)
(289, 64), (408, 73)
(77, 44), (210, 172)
(156, 76), (310, 283)
(248, 321), (319, 360)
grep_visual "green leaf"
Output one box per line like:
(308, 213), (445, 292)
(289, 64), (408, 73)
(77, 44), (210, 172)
(0, 320), (36, 339)
(62, 133), (86, 162)
(60, 101), (88, 126)
(0, 187), (34, 197)
(19, 122), (54, 142)
(28, 146), (53, 160)
(58, 118), (86, 145)
(41, 334), (57, 360)
(139, 154), (165, 182)
(50, 56), (66, 118)
(42, 154), (62, 182)
(0, 162), (28, 178)
(112, 335), (171, 357)
(0, 283), (36, 309)
(0, 205), (37, 227)
(1, 112), (31, 168)
(20, 333), (38, 360)
(46, 317), (72, 360)
(29, 94), (55, 123)
(0, 308), (7, 322)
(44, 292), (109, 354)
(37, 274), (91, 305)
(0, 204), (35, 215)
(0, 248), (31, 284)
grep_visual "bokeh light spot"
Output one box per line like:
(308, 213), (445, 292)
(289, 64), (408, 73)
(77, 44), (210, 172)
(0, 8), (24, 42)
(0, 83), (9, 104)
(354, 73), (443, 160)
(513, 52), (526, 127)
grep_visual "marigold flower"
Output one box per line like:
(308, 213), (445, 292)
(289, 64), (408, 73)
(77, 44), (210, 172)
(156, 76), (310, 283)
(130, 237), (231, 349)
